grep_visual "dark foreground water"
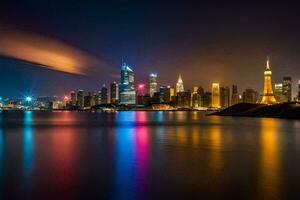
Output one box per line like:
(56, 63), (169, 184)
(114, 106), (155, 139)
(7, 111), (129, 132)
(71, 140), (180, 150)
(0, 111), (300, 199)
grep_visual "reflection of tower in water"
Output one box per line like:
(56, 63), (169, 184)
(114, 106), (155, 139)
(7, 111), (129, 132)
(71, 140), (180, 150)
(257, 118), (282, 199)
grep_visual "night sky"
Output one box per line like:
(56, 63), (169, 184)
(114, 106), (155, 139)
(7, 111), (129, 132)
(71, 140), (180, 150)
(1, 1), (300, 98)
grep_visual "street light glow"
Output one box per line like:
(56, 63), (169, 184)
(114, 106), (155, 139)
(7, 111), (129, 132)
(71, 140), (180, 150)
(138, 84), (145, 89)
(26, 96), (32, 102)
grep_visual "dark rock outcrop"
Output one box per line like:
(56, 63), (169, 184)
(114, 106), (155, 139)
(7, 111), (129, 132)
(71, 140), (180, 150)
(212, 102), (300, 119)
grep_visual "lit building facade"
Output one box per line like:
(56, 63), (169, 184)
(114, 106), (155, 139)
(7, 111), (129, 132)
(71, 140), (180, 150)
(110, 81), (119, 104)
(136, 84), (146, 105)
(274, 83), (284, 103)
(170, 87), (175, 103)
(93, 92), (100, 105)
(119, 62), (136, 105)
(101, 85), (108, 104)
(160, 85), (172, 103)
(191, 86), (200, 108)
(212, 83), (220, 108)
(176, 74), (184, 93)
(149, 73), (158, 97)
(283, 76), (292, 102)
(76, 89), (84, 109)
(260, 57), (277, 104)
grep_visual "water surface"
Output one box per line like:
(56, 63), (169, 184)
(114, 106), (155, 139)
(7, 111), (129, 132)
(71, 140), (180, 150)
(0, 111), (300, 199)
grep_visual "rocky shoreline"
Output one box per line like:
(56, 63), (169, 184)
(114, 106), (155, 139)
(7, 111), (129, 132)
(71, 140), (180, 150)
(211, 102), (300, 119)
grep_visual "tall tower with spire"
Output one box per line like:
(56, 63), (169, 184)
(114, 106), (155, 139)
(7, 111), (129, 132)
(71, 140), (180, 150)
(176, 74), (184, 93)
(260, 57), (277, 104)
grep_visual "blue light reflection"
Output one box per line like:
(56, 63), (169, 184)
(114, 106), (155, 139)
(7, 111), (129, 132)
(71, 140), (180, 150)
(23, 111), (35, 179)
(113, 111), (136, 200)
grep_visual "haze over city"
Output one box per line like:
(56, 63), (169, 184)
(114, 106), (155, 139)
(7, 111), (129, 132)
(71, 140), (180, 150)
(1, 1), (300, 98)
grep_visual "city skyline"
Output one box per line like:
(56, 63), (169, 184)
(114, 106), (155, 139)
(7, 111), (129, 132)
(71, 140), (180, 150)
(0, 57), (299, 100)
(1, 58), (299, 111)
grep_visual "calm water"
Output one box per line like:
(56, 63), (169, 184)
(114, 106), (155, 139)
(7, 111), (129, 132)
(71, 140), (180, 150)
(0, 111), (300, 199)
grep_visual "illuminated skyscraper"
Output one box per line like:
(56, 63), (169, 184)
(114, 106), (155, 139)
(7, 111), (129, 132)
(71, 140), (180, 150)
(274, 83), (284, 103)
(231, 85), (239, 105)
(212, 83), (220, 108)
(260, 57), (277, 104)
(149, 73), (158, 97)
(283, 76), (292, 102)
(176, 74), (184, 93)
(169, 87), (175, 103)
(119, 62), (136, 104)
(110, 81), (119, 104)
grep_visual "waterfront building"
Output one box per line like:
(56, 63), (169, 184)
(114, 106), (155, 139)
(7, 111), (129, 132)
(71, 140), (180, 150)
(197, 86), (205, 107)
(283, 76), (292, 102)
(260, 57), (277, 104)
(160, 85), (171, 103)
(176, 91), (191, 108)
(152, 92), (161, 104)
(119, 62), (136, 105)
(243, 88), (259, 104)
(298, 80), (300, 101)
(191, 86), (200, 108)
(84, 95), (91, 108)
(176, 74), (184, 93)
(70, 91), (76, 106)
(136, 94), (145, 105)
(51, 100), (65, 110)
(95, 91), (101, 105)
(149, 73), (158, 97)
(192, 93), (200, 108)
(231, 85), (239, 105)
(76, 89), (84, 109)
(89, 92), (96, 106)
(110, 81), (119, 104)
(203, 92), (212, 107)
(212, 83), (220, 108)
(101, 85), (108, 104)
(220, 86), (230, 108)
(93, 92), (100, 105)
(136, 84), (146, 105)
(137, 84), (146, 96)
(170, 87), (175, 103)
(274, 83), (285, 103)
(83, 92), (95, 108)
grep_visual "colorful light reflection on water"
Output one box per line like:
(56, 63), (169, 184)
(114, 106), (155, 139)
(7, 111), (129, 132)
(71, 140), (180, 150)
(0, 111), (300, 199)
